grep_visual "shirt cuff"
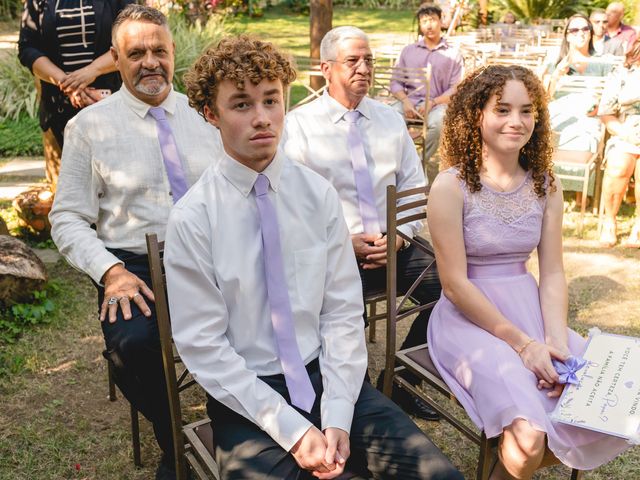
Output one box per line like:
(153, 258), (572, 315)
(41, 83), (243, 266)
(88, 251), (125, 285)
(264, 404), (314, 452)
(320, 398), (355, 435)
(398, 224), (415, 242)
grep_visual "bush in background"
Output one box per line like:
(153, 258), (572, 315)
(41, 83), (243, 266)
(0, 49), (38, 122)
(171, 13), (229, 92)
(0, 116), (43, 156)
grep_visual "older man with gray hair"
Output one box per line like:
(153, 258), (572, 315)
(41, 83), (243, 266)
(283, 26), (442, 422)
(49, 4), (222, 478)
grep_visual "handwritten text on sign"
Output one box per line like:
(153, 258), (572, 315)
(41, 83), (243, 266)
(551, 333), (640, 440)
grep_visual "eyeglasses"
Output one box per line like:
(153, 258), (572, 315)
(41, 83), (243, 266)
(566, 26), (591, 35)
(328, 57), (376, 69)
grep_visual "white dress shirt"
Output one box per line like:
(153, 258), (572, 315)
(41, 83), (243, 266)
(49, 85), (222, 283)
(283, 92), (426, 239)
(164, 149), (367, 452)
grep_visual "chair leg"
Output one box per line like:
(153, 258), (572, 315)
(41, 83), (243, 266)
(368, 301), (377, 343)
(570, 469), (583, 480)
(476, 432), (494, 480)
(578, 172), (590, 236)
(131, 404), (142, 467)
(107, 360), (116, 401)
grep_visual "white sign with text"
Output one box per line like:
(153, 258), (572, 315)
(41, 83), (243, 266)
(551, 331), (640, 442)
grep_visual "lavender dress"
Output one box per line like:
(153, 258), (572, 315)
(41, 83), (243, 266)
(427, 168), (630, 470)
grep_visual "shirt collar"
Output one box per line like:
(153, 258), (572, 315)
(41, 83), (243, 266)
(415, 36), (448, 51)
(321, 90), (371, 124)
(120, 84), (177, 118)
(219, 147), (285, 197)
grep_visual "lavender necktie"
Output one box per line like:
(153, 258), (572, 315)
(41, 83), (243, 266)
(254, 174), (315, 412)
(344, 110), (381, 233)
(148, 107), (189, 203)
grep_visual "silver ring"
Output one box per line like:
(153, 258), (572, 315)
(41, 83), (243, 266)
(132, 292), (141, 299)
(107, 296), (118, 305)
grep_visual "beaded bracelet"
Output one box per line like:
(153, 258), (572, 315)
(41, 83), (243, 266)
(516, 338), (535, 356)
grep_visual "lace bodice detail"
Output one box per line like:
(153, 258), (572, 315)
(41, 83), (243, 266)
(446, 168), (547, 265)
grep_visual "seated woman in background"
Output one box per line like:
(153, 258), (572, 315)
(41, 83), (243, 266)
(597, 37), (640, 247)
(546, 13), (616, 200)
(427, 65), (630, 479)
(547, 13), (612, 97)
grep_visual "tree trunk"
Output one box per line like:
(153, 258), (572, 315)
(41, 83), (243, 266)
(309, 0), (332, 91)
(0, 235), (48, 305)
(478, 0), (488, 26)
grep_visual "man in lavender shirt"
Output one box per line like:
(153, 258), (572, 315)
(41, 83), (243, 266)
(390, 3), (463, 170)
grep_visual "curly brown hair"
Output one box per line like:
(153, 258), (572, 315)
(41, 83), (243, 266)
(185, 35), (297, 117)
(440, 64), (555, 197)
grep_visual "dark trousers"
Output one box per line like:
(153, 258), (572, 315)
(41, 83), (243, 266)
(360, 244), (441, 386)
(206, 360), (462, 480)
(96, 249), (173, 463)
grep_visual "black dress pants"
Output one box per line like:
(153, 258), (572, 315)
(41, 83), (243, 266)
(360, 243), (441, 357)
(96, 248), (173, 463)
(206, 359), (462, 480)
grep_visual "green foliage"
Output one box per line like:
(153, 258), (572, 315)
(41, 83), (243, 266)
(0, 115), (43, 156)
(0, 0), (22, 19)
(170, 13), (229, 93)
(0, 282), (60, 347)
(491, 0), (591, 22)
(0, 50), (38, 121)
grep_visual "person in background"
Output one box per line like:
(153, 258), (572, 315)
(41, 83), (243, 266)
(547, 14), (612, 97)
(502, 11), (517, 24)
(605, 2), (637, 53)
(590, 8), (625, 56)
(390, 3), (463, 167)
(284, 26), (442, 422)
(597, 37), (640, 247)
(49, 5), (222, 479)
(166, 34), (463, 480)
(18, 0), (132, 189)
(427, 64), (631, 480)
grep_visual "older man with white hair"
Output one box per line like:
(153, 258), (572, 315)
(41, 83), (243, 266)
(283, 26), (442, 422)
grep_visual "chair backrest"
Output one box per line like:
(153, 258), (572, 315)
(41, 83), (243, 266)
(382, 185), (436, 395)
(146, 233), (199, 480)
(286, 57), (326, 112)
(369, 64), (431, 107)
(553, 74), (607, 97)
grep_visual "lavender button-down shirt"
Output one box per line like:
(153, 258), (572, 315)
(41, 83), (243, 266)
(390, 38), (464, 106)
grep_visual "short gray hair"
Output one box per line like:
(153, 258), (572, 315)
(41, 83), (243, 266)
(112, 4), (169, 46)
(320, 26), (369, 62)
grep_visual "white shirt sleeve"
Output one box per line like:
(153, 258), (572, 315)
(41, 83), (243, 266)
(164, 207), (313, 452)
(318, 187), (367, 433)
(49, 118), (122, 284)
(396, 122), (427, 239)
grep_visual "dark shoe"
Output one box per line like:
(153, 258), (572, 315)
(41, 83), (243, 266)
(155, 461), (177, 480)
(400, 395), (440, 421)
(156, 458), (194, 480)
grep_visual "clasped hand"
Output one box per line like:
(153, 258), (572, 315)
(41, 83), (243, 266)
(100, 264), (155, 323)
(519, 340), (569, 398)
(290, 426), (350, 479)
(351, 233), (404, 270)
(57, 66), (102, 108)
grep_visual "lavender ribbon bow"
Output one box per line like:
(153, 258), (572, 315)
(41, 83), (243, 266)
(552, 355), (587, 385)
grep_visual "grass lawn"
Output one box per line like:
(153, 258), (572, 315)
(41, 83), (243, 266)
(230, 5), (417, 56)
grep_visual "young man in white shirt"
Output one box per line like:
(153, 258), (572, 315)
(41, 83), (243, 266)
(164, 35), (462, 480)
(283, 26), (442, 422)
(49, 5), (222, 479)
